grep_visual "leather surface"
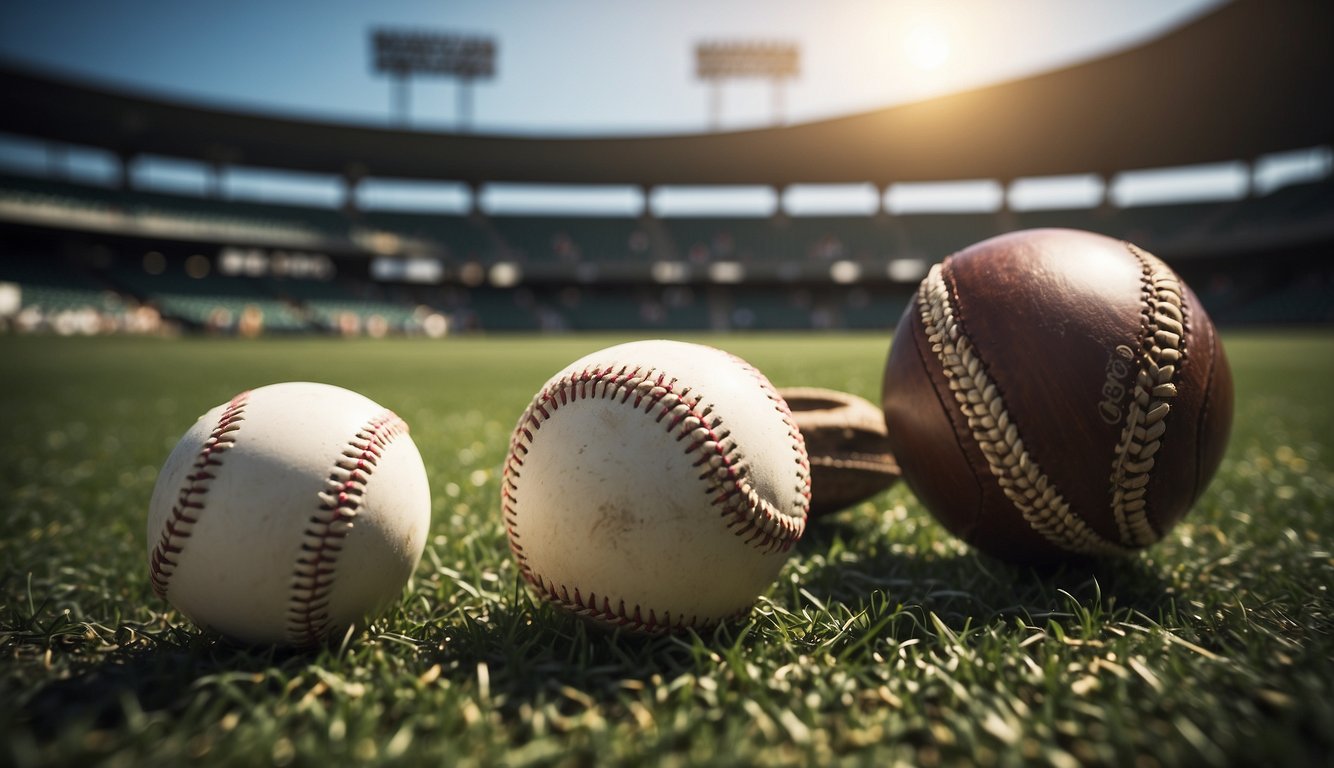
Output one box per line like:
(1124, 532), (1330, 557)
(780, 386), (900, 516)
(881, 229), (1233, 563)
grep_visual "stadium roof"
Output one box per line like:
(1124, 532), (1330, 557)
(2, 0), (1330, 187)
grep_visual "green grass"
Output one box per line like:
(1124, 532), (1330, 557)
(2, 331), (1331, 767)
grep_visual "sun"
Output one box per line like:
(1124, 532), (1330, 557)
(904, 21), (951, 71)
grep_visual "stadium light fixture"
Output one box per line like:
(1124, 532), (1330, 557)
(0, 282), (19, 316)
(829, 260), (861, 284)
(370, 28), (496, 130)
(695, 41), (799, 130)
(488, 262), (523, 288)
(707, 261), (746, 284)
(651, 261), (690, 284)
(887, 258), (928, 283)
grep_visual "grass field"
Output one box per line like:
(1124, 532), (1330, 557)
(1, 331), (1331, 767)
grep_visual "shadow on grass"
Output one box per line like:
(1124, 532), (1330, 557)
(398, 516), (1187, 717)
(411, 589), (729, 706)
(15, 516), (1185, 740)
(795, 510), (1181, 634)
(14, 626), (321, 742)
(13, 597), (721, 742)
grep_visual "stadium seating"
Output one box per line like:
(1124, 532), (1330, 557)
(0, 252), (128, 329)
(784, 216), (901, 263)
(136, 192), (345, 246)
(452, 288), (541, 331)
(1113, 201), (1225, 251)
(489, 216), (651, 263)
(265, 277), (426, 334)
(0, 173), (342, 248)
(4, 170), (1333, 333)
(550, 288), (647, 330)
(896, 213), (1005, 260)
(110, 263), (308, 332)
(1210, 179), (1334, 244)
(355, 211), (496, 264)
(840, 288), (910, 331)
(1011, 207), (1118, 238)
(660, 218), (797, 263)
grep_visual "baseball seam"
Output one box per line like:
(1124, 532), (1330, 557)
(918, 263), (1129, 556)
(149, 391), (250, 599)
(725, 352), (814, 516)
(286, 409), (410, 646)
(1108, 244), (1187, 547)
(502, 361), (808, 634)
(525, 572), (751, 634)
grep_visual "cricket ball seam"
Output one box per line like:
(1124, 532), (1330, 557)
(502, 362), (808, 634)
(1191, 330), (1219, 500)
(807, 454), (898, 472)
(918, 263), (1129, 556)
(148, 391), (250, 599)
(1108, 244), (1187, 547)
(286, 409), (410, 646)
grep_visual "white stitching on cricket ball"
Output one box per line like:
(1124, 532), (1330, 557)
(917, 264), (1129, 556)
(1108, 243), (1188, 547)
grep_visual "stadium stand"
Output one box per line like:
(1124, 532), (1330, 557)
(895, 213), (1007, 263)
(1010, 206), (1120, 240)
(1210, 179), (1334, 247)
(661, 218), (797, 264)
(107, 261), (309, 333)
(0, 0), (1330, 334)
(4, 172), (1332, 332)
(450, 287), (541, 332)
(785, 216), (901, 264)
(550, 287), (650, 331)
(0, 248), (131, 333)
(489, 216), (651, 264)
(719, 287), (806, 330)
(840, 288), (910, 331)
(355, 211), (494, 264)
(0, 172), (343, 249)
(265, 276), (427, 335)
(1228, 274), (1334, 325)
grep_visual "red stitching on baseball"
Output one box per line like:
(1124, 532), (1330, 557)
(724, 352), (813, 515)
(526, 572), (749, 635)
(502, 358), (809, 633)
(285, 409), (410, 646)
(149, 391), (249, 599)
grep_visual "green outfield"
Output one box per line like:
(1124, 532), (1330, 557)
(2, 331), (1331, 767)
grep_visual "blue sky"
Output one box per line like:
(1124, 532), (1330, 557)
(1, 0), (1225, 135)
(3, 0), (1326, 213)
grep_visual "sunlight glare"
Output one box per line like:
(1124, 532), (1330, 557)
(904, 21), (951, 71)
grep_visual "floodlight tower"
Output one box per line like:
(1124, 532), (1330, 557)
(695, 41), (800, 131)
(371, 28), (497, 130)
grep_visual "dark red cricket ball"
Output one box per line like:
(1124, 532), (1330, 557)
(882, 229), (1233, 563)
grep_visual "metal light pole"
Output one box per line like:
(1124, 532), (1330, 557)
(695, 41), (800, 130)
(371, 29), (497, 131)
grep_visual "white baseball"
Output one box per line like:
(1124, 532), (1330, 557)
(147, 382), (431, 646)
(502, 340), (811, 633)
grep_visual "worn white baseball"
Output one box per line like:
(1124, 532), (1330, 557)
(502, 340), (811, 634)
(147, 382), (431, 646)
